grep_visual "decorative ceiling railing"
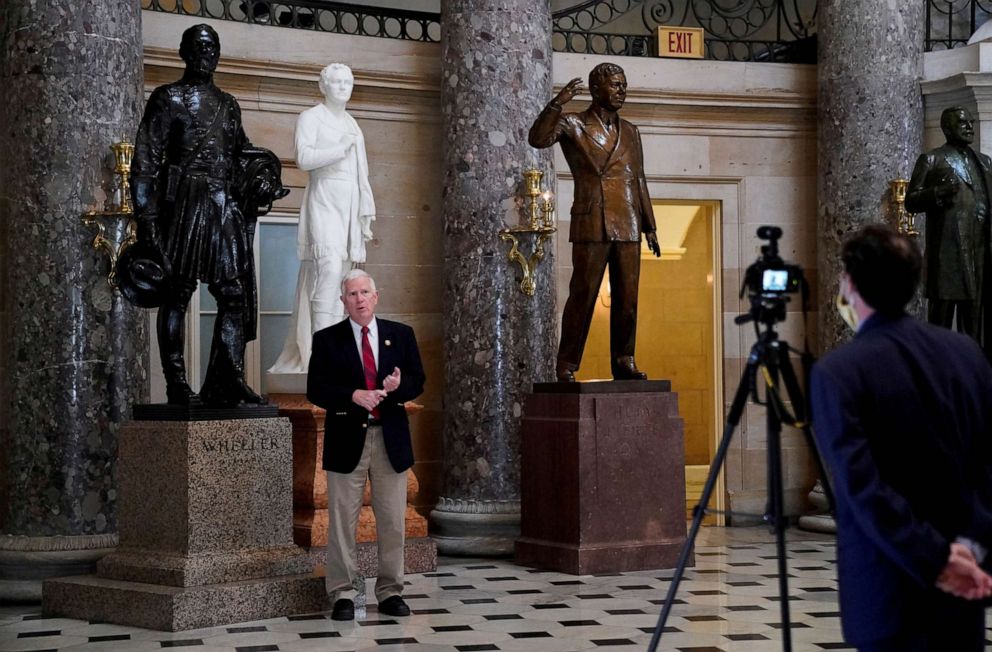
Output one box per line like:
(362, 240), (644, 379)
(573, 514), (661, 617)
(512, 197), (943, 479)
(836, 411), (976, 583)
(142, 0), (817, 62)
(926, 0), (992, 51)
(141, 0), (992, 64)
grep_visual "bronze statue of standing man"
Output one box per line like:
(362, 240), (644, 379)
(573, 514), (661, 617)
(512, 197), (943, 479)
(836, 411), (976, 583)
(127, 24), (285, 406)
(906, 106), (992, 352)
(529, 62), (660, 382)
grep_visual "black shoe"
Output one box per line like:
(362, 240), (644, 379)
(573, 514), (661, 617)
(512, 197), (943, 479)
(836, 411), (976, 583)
(331, 598), (354, 621)
(165, 381), (200, 405)
(612, 356), (647, 381)
(378, 595), (410, 617)
(556, 361), (577, 382)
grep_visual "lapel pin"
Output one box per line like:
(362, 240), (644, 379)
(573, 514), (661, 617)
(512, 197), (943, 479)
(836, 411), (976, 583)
(385, 339), (391, 347)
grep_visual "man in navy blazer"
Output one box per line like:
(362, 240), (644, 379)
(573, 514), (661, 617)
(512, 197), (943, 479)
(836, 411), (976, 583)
(812, 225), (992, 651)
(307, 269), (425, 621)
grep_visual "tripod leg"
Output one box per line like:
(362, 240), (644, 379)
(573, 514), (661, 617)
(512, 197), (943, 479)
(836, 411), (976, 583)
(764, 356), (793, 652)
(647, 359), (755, 652)
(776, 343), (836, 514)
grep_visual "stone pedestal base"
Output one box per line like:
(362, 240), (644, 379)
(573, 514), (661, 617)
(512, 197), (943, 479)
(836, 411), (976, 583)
(43, 418), (324, 630)
(430, 499), (520, 556)
(43, 572), (323, 632)
(516, 381), (690, 574)
(798, 479), (837, 534)
(0, 535), (117, 601)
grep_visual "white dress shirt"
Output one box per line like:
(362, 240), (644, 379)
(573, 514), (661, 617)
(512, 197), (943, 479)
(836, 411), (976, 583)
(349, 317), (379, 371)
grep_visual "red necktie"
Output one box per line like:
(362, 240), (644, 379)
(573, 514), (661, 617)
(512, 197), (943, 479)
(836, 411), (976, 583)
(361, 326), (379, 419)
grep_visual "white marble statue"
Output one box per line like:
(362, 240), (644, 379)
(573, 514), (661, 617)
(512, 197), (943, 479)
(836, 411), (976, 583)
(269, 63), (376, 374)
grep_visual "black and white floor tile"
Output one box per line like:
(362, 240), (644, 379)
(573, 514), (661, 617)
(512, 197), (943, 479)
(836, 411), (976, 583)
(0, 527), (973, 651)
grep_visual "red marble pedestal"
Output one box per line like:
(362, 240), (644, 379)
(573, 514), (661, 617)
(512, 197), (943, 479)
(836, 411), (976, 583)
(268, 394), (436, 574)
(516, 380), (691, 575)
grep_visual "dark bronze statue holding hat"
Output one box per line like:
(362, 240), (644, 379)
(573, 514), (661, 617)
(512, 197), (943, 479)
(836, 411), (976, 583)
(117, 23), (288, 406)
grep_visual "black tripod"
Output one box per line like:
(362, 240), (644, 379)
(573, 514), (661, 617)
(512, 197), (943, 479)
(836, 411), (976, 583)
(647, 321), (835, 652)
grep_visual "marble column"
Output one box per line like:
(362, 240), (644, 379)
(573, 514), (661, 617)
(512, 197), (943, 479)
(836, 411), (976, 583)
(806, 2), (925, 533)
(0, 0), (146, 598)
(432, 0), (556, 555)
(817, 2), (926, 351)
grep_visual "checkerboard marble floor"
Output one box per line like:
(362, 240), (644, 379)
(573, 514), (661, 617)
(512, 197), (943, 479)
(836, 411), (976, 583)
(0, 526), (974, 651)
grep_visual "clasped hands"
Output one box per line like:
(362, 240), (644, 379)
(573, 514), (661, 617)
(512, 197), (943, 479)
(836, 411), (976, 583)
(352, 367), (401, 411)
(936, 542), (992, 600)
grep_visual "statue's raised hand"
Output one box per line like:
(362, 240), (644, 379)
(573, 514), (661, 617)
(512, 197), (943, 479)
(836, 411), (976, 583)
(553, 77), (584, 106)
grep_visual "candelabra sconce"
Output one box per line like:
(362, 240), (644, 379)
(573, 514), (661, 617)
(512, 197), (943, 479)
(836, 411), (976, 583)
(889, 178), (919, 236)
(499, 168), (558, 297)
(81, 139), (137, 288)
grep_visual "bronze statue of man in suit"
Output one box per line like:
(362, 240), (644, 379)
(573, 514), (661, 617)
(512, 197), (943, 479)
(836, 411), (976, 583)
(906, 106), (992, 351)
(529, 62), (660, 382)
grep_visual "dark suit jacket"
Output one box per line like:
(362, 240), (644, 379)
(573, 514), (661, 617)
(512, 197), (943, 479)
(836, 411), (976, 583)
(906, 144), (992, 301)
(529, 104), (656, 243)
(307, 317), (425, 474)
(811, 313), (992, 645)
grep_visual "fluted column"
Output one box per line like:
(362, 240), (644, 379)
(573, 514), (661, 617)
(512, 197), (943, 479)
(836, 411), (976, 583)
(817, 2), (926, 351)
(432, 0), (556, 555)
(0, 0), (146, 598)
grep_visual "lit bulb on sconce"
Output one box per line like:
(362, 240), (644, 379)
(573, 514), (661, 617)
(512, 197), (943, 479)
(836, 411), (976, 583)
(540, 191), (556, 228)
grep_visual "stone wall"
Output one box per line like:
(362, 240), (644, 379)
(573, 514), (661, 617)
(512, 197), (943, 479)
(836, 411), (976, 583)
(1, 12), (816, 521)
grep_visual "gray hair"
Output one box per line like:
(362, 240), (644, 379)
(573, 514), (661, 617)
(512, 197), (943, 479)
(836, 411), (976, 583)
(340, 268), (376, 294)
(318, 63), (353, 95)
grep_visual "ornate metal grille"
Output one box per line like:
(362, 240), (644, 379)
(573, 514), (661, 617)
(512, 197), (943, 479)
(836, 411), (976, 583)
(142, 0), (819, 63)
(141, 0), (441, 42)
(552, 0), (816, 62)
(925, 0), (992, 51)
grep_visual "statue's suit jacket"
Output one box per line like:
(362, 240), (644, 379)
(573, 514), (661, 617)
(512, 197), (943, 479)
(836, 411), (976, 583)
(528, 105), (656, 242)
(307, 317), (425, 474)
(811, 313), (992, 645)
(906, 144), (992, 301)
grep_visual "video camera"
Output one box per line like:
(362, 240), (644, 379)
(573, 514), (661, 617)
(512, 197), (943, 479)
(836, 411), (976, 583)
(738, 226), (807, 327)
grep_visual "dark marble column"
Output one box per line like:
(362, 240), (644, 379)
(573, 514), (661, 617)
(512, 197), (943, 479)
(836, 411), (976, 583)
(0, 0), (146, 598)
(432, 0), (556, 555)
(806, 2), (924, 534)
(817, 2), (926, 352)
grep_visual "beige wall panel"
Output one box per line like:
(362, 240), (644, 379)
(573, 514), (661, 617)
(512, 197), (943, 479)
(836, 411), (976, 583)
(709, 136), (816, 178)
(641, 134), (711, 176)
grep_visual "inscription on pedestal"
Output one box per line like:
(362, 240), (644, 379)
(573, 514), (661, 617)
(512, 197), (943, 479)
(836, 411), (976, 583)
(201, 437), (280, 453)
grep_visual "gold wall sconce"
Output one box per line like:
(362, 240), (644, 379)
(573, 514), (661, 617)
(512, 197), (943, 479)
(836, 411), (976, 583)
(81, 139), (137, 288)
(499, 168), (557, 297)
(889, 178), (918, 236)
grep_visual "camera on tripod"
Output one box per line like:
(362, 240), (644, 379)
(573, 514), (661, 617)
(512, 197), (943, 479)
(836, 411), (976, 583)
(738, 225), (807, 326)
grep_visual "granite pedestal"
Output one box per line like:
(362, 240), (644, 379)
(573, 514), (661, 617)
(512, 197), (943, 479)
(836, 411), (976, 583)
(42, 418), (325, 631)
(516, 381), (691, 574)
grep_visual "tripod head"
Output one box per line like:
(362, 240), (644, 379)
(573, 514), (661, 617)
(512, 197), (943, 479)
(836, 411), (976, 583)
(738, 226), (808, 328)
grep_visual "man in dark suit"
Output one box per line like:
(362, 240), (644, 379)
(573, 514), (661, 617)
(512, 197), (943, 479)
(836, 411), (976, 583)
(812, 225), (992, 651)
(906, 106), (992, 351)
(529, 62), (661, 382)
(307, 269), (425, 621)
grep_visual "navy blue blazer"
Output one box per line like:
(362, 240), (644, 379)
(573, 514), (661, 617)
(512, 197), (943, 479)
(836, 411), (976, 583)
(811, 312), (992, 644)
(306, 317), (425, 474)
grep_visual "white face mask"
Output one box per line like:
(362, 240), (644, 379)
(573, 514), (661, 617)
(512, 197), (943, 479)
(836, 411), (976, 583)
(835, 277), (859, 332)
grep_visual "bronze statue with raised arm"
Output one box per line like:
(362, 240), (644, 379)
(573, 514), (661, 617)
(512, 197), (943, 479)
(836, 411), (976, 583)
(529, 62), (661, 382)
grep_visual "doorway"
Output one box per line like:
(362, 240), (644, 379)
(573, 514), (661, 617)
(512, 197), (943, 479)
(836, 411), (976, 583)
(575, 201), (723, 521)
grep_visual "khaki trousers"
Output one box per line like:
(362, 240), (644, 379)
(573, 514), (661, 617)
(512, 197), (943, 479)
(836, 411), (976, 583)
(325, 426), (407, 602)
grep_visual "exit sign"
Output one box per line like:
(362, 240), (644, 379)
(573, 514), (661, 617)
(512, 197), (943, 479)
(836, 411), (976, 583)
(657, 26), (705, 59)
